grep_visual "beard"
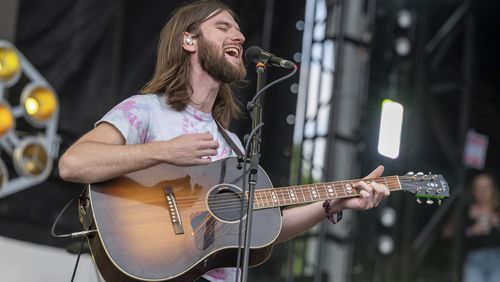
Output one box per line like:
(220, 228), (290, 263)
(197, 34), (247, 83)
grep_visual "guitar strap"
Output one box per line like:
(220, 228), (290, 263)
(215, 121), (245, 158)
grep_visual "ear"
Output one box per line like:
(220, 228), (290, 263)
(182, 32), (197, 53)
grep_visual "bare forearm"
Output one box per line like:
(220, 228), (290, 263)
(276, 202), (329, 243)
(59, 141), (163, 183)
(276, 167), (390, 244)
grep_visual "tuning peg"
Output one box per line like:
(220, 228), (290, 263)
(428, 172), (432, 175)
(426, 198), (434, 205)
(416, 198), (422, 204)
(438, 199), (442, 206)
(406, 171), (414, 176)
(416, 172), (424, 176)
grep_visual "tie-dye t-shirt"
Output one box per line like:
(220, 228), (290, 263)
(96, 93), (242, 282)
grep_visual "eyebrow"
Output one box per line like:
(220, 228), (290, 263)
(215, 20), (240, 31)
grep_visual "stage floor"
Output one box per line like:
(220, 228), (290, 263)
(0, 235), (101, 282)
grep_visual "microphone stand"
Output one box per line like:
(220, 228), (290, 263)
(240, 62), (266, 282)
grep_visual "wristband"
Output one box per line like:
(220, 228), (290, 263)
(323, 200), (343, 224)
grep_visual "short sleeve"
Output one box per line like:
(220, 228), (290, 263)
(95, 95), (151, 144)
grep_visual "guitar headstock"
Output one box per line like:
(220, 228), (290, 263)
(400, 172), (449, 205)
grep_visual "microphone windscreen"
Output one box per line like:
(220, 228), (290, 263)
(244, 46), (263, 63)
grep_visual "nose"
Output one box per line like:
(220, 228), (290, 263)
(232, 29), (245, 45)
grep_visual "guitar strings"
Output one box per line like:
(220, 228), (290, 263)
(115, 179), (428, 218)
(168, 180), (406, 215)
(195, 175), (441, 241)
(172, 178), (405, 207)
(169, 175), (431, 204)
(200, 182), (442, 215)
(128, 179), (404, 212)
(171, 176), (404, 204)
(190, 180), (406, 241)
(108, 177), (441, 223)
(117, 178), (414, 214)
(175, 180), (435, 241)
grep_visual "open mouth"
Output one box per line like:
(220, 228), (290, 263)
(223, 47), (240, 59)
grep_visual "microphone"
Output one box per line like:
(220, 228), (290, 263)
(245, 46), (296, 69)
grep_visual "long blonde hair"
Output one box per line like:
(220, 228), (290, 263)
(141, 0), (241, 128)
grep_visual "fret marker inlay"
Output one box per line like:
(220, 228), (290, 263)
(345, 183), (353, 194)
(327, 185), (335, 197)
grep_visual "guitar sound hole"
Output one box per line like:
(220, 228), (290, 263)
(207, 184), (247, 223)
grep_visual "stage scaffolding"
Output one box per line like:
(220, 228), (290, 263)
(287, 0), (377, 281)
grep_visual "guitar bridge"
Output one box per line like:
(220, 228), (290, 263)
(163, 186), (184, 235)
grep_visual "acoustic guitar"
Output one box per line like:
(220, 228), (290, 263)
(79, 156), (449, 281)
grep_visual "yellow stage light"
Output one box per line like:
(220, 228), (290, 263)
(0, 40), (60, 198)
(21, 85), (58, 125)
(0, 103), (15, 137)
(13, 138), (50, 177)
(0, 45), (21, 83)
(25, 97), (39, 115)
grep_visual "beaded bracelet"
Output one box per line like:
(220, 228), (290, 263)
(323, 200), (343, 224)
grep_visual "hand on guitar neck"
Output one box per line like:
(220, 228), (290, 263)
(329, 165), (390, 213)
(277, 165), (389, 243)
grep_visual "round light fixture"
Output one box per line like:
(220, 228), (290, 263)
(0, 43), (21, 85)
(13, 137), (52, 177)
(397, 10), (413, 29)
(395, 37), (411, 56)
(378, 235), (394, 255)
(21, 84), (59, 126)
(380, 207), (397, 227)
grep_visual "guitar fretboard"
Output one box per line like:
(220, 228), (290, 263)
(252, 176), (402, 209)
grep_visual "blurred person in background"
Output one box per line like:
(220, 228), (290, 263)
(463, 173), (500, 282)
(444, 173), (500, 282)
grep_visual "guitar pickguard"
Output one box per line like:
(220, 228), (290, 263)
(190, 183), (249, 250)
(191, 211), (217, 250)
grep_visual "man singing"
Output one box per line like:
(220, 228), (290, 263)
(58, 1), (389, 281)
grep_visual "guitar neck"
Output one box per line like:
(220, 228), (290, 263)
(252, 176), (402, 209)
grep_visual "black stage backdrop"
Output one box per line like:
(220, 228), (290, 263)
(0, 0), (303, 247)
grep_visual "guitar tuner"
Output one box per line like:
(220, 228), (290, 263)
(416, 198), (422, 204)
(426, 198), (434, 205)
(416, 172), (424, 176)
(438, 199), (442, 206)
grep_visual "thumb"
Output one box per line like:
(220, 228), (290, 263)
(363, 165), (384, 179)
